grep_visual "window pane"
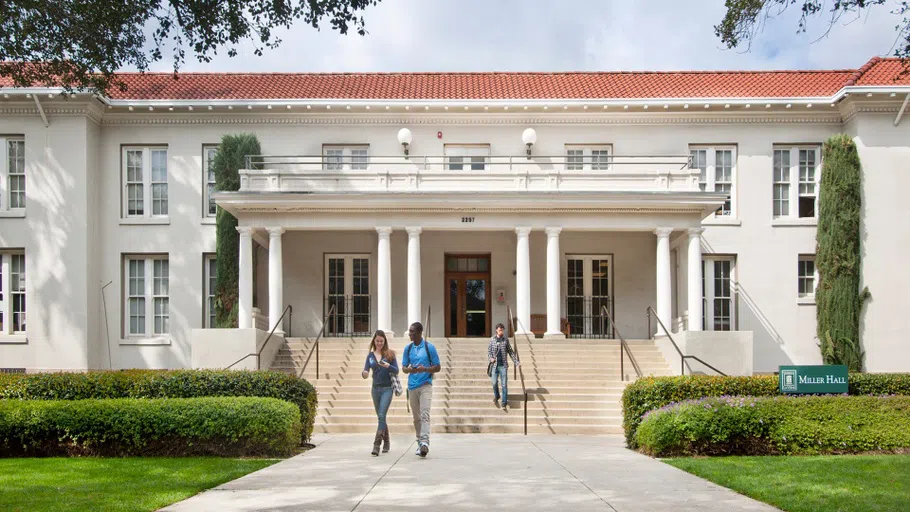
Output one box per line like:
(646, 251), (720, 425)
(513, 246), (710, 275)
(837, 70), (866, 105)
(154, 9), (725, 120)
(154, 259), (169, 295)
(325, 149), (343, 170)
(351, 148), (368, 170)
(591, 150), (610, 170)
(690, 149), (707, 191)
(567, 149), (583, 170)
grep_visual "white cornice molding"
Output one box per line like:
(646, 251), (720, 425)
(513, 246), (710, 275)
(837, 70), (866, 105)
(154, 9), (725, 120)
(842, 103), (901, 123)
(0, 105), (103, 124)
(99, 112), (845, 126)
(230, 206), (706, 214)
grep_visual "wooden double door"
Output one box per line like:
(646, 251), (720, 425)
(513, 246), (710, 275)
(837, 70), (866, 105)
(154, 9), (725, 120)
(444, 255), (491, 338)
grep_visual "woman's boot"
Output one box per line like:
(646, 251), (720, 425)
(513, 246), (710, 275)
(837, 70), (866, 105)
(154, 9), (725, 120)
(371, 429), (382, 456)
(382, 427), (390, 453)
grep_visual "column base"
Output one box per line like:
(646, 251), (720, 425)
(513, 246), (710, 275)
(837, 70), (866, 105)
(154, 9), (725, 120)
(543, 332), (566, 340)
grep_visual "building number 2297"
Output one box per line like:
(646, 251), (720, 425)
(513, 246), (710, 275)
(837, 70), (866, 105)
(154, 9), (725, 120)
(461, 217), (475, 223)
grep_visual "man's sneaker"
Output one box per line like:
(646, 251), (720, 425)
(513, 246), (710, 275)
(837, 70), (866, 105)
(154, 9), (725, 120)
(502, 403), (509, 411)
(493, 398), (500, 407)
(415, 445), (422, 456)
(419, 443), (429, 458)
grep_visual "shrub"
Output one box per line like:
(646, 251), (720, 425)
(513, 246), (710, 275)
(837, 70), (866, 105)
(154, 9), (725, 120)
(0, 397), (300, 457)
(0, 370), (317, 444)
(635, 395), (910, 457)
(622, 373), (910, 448)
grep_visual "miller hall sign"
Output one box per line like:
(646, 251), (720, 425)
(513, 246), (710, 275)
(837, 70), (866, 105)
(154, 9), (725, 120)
(779, 365), (849, 394)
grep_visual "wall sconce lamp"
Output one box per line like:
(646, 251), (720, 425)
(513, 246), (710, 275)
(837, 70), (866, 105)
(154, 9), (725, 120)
(398, 128), (413, 159)
(522, 127), (537, 159)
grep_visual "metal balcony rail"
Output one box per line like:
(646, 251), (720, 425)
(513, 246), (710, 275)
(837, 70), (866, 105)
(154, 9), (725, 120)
(566, 296), (615, 339)
(323, 296), (371, 337)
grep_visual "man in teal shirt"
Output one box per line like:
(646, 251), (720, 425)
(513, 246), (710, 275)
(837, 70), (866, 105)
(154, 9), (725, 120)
(401, 321), (440, 457)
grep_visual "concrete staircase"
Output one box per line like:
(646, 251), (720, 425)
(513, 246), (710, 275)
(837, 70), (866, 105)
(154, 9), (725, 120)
(269, 337), (672, 435)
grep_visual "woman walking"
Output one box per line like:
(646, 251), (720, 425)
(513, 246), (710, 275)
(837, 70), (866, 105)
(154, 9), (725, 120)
(361, 330), (399, 456)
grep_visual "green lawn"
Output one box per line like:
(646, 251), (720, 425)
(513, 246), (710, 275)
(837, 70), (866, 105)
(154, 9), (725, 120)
(665, 455), (910, 512)
(0, 457), (279, 512)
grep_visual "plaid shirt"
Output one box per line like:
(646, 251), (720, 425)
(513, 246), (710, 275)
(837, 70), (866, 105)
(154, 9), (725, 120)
(488, 335), (519, 369)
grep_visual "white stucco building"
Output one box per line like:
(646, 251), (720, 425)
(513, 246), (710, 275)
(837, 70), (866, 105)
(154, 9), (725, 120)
(1, 56), (908, 374)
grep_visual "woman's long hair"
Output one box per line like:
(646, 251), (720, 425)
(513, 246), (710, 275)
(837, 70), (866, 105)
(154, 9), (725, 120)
(369, 330), (395, 362)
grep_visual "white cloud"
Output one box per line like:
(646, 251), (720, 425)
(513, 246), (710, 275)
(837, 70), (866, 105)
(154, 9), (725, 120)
(143, 0), (905, 73)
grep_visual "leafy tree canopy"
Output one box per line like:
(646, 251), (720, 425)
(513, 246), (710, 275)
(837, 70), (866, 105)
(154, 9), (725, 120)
(0, 0), (379, 95)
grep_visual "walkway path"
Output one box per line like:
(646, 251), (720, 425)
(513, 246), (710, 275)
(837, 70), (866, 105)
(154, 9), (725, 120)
(162, 434), (777, 511)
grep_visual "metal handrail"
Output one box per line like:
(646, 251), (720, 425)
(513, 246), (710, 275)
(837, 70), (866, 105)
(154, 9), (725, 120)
(298, 303), (336, 380)
(506, 306), (530, 435)
(224, 304), (293, 371)
(600, 305), (642, 381)
(425, 304), (431, 338)
(646, 306), (727, 376)
(244, 153), (692, 171)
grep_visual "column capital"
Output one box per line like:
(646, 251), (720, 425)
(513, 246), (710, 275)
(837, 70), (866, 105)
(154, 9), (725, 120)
(545, 227), (562, 237)
(405, 226), (423, 237)
(376, 226), (393, 238)
(654, 227), (673, 238)
(687, 227), (705, 238)
(266, 227), (286, 237)
(515, 226), (532, 237)
(237, 226), (255, 237)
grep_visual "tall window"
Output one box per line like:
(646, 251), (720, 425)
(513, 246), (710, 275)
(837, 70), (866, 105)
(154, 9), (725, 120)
(124, 255), (169, 337)
(123, 147), (168, 218)
(325, 254), (371, 336)
(0, 251), (26, 335)
(322, 145), (369, 170)
(702, 256), (735, 331)
(204, 255), (217, 328)
(798, 255), (817, 299)
(773, 145), (821, 219)
(203, 145), (218, 217)
(0, 138), (25, 211)
(445, 145), (490, 171)
(565, 145), (612, 171)
(689, 145), (736, 216)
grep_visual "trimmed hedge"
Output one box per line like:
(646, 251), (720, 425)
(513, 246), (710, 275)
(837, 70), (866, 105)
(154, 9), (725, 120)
(0, 397), (300, 457)
(635, 395), (910, 457)
(0, 370), (317, 444)
(622, 373), (910, 448)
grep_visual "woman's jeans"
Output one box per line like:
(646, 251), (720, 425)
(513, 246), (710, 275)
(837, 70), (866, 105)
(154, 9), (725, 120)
(371, 385), (393, 431)
(491, 364), (508, 406)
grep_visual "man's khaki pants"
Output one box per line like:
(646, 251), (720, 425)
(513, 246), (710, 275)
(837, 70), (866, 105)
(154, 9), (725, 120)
(409, 383), (432, 445)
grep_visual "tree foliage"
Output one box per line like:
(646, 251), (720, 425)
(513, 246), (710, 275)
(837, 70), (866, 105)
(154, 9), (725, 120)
(0, 0), (379, 95)
(716, 0), (910, 68)
(213, 133), (261, 328)
(816, 134), (869, 372)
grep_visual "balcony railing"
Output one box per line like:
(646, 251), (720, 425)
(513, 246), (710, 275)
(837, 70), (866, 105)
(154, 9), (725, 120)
(324, 296), (371, 337)
(566, 296), (615, 339)
(239, 154), (698, 194)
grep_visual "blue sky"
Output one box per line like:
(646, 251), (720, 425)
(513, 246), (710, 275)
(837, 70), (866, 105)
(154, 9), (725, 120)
(153, 0), (904, 73)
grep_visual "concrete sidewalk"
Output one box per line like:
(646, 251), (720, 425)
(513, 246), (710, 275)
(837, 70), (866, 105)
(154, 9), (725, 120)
(161, 434), (778, 511)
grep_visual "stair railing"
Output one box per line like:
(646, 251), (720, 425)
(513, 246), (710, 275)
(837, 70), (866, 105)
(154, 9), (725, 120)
(225, 304), (292, 370)
(646, 306), (727, 376)
(506, 306), (530, 435)
(299, 303), (336, 380)
(600, 305), (642, 381)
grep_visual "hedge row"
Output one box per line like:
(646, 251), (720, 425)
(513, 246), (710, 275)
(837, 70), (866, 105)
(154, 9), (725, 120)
(0, 370), (318, 443)
(622, 373), (910, 447)
(0, 397), (300, 457)
(635, 395), (910, 457)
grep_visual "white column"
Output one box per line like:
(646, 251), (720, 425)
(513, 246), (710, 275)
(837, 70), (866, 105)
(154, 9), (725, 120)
(687, 228), (704, 331)
(515, 227), (532, 335)
(406, 227), (422, 329)
(654, 228), (673, 336)
(544, 227), (564, 338)
(267, 227), (285, 334)
(377, 227), (393, 335)
(237, 226), (254, 329)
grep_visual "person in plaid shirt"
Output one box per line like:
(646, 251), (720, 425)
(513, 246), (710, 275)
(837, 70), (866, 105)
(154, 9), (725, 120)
(488, 323), (519, 411)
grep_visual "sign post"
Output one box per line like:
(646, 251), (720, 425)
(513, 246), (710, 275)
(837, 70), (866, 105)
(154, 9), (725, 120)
(779, 365), (849, 394)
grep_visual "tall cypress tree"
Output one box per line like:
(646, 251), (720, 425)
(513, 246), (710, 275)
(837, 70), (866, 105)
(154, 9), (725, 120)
(213, 133), (262, 328)
(816, 134), (869, 371)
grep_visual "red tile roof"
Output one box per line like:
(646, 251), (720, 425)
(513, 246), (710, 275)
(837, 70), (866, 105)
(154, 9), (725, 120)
(3, 57), (909, 100)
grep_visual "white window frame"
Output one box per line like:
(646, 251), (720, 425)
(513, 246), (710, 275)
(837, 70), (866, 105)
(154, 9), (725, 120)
(444, 144), (490, 171)
(204, 254), (217, 328)
(772, 145), (821, 221)
(122, 146), (168, 219)
(322, 145), (369, 171)
(0, 137), (26, 214)
(798, 255), (818, 304)
(702, 256), (736, 331)
(0, 251), (26, 339)
(203, 145), (219, 218)
(123, 255), (169, 340)
(565, 144), (612, 171)
(689, 145), (737, 218)
(324, 254), (371, 335)
(564, 254), (614, 337)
